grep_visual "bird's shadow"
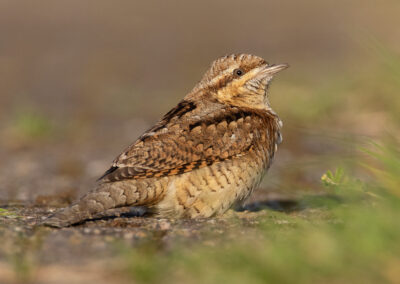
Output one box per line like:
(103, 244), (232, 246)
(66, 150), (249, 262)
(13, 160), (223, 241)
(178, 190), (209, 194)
(240, 199), (301, 213)
(240, 194), (342, 213)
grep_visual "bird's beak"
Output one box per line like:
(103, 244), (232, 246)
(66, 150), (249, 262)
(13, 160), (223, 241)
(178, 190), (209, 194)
(263, 63), (289, 75)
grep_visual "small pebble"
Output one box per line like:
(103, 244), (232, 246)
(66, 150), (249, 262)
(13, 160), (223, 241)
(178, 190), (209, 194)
(275, 220), (289, 224)
(158, 221), (171, 231)
(123, 232), (134, 239)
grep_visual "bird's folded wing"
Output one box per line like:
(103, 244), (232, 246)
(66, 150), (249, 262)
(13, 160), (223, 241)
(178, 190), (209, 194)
(99, 105), (275, 182)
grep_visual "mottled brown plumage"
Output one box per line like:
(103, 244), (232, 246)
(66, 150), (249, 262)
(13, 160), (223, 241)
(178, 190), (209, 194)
(44, 54), (288, 227)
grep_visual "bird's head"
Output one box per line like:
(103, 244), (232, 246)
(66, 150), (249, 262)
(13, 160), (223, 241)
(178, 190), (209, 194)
(191, 54), (288, 110)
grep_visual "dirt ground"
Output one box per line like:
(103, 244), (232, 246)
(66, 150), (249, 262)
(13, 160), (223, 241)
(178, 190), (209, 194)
(1, 190), (305, 284)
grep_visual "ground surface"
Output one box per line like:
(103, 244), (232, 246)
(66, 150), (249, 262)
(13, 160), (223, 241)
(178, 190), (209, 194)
(0, 194), (304, 284)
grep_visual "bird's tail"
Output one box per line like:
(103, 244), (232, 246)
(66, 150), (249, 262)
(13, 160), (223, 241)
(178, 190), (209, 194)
(42, 182), (135, 228)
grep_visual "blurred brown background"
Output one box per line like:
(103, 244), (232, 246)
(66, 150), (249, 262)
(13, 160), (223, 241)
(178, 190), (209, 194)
(0, 0), (399, 202)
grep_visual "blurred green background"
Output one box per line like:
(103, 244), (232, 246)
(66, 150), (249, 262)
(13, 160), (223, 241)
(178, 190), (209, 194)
(0, 1), (400, 283)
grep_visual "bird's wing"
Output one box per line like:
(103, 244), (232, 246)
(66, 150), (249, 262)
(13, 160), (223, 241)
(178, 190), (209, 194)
(99, 101), (278, 182)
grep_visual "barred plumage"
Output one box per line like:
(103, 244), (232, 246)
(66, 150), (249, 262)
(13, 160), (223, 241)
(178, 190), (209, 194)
(43, 54), (288, 227)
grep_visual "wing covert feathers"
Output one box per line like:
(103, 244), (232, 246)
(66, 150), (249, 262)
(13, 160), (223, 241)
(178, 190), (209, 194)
(100, 100), (280, 182)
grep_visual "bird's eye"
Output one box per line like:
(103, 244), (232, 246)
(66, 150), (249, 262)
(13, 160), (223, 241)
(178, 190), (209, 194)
(233, 68), (243, 76)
